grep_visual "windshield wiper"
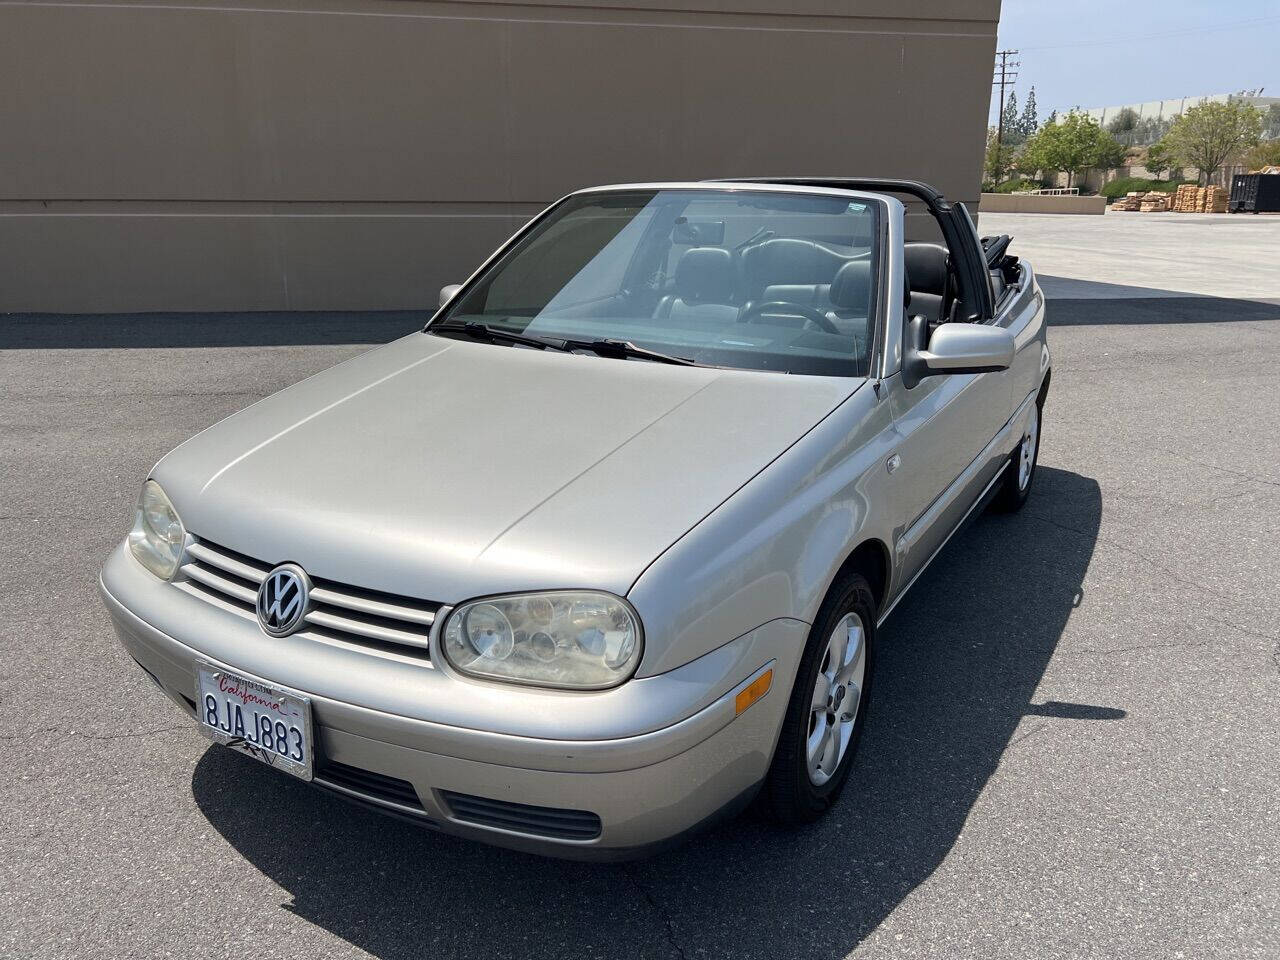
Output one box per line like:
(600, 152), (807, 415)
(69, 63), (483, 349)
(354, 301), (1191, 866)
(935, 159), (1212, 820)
(562, 338), (698, 366)
(431, 321), (697, 366)
(429, 320), (563, 352)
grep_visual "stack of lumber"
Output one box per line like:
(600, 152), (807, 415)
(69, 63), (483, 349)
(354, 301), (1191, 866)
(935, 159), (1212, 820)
(1173, 184), (1199, 212)
(1139, 191), (1170, 212)
(1111, 191), (1144, 211)
(1172, 184), (1230, 212)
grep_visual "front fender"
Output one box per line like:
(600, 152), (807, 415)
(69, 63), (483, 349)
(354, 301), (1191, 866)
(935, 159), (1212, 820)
(628, 383), (897, 678)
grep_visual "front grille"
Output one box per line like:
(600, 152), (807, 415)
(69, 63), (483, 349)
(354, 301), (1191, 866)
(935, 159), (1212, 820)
(315, 760), (426, 813)
(441, 791), (603, 841)
(175, 536), (439, 660)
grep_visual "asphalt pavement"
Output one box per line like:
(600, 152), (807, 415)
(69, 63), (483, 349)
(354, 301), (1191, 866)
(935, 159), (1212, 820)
(2, 212), (1278, 959)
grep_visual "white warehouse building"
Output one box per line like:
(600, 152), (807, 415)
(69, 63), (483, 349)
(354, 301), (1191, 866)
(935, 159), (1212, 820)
(1084, 92), (1279, 128)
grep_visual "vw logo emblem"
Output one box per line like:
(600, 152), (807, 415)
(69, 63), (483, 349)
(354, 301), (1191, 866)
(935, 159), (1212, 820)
(256, 563), (310, 637)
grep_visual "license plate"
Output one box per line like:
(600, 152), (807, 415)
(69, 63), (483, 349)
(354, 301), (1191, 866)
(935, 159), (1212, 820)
(195, 662), (313, 781)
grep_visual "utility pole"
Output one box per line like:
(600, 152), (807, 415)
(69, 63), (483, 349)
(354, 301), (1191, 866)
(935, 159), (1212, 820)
(992, 49), (1020, 183)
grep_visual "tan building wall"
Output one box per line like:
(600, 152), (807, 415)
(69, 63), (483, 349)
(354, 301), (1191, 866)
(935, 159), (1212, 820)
(0, 0), (1001, 313)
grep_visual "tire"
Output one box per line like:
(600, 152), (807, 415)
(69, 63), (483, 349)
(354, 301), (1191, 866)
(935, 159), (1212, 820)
(759, 573), (876, 824)
(992, 398), (1042, 513)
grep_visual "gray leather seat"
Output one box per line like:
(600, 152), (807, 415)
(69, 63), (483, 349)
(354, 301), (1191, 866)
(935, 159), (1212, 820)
(825, 259), (871, 341)
(904, 242), (950, 323)
(741, 238), (851, 301)
(759, 282), (832, 310)
(653, 247), (739, 324)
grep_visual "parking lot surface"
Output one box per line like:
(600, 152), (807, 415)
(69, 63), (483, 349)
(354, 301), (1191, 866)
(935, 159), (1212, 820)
(980, 209), (1280, 300)
(2, 213), (1278, 959)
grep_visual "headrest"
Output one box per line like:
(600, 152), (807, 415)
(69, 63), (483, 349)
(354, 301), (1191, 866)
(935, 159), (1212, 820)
(904, 243), (949, 296)
(830, 259), (871, 310)
(741, 238), (839, 294)
(674, 247), (734, 303)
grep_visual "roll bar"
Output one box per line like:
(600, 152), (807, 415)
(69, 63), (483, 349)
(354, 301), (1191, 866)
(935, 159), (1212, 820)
(706, 177), (994, 322)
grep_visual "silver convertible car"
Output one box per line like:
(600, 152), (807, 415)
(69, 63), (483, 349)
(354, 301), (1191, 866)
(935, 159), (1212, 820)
(100, 178), (1049, 859)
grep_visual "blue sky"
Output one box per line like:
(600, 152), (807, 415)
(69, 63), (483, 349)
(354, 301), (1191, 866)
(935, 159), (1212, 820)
(991, 0), (1280, 122)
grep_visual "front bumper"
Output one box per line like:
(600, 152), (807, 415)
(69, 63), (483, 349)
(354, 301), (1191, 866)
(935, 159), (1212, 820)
(99, 544), (805, 859)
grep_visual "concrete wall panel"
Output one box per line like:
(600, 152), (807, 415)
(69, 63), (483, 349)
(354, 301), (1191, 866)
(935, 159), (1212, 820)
(0, 0), (1000, 312)
(978, 194), (1107, 215)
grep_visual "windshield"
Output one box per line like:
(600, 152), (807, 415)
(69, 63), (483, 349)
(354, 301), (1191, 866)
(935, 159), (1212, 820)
(432, 188), (881, 376)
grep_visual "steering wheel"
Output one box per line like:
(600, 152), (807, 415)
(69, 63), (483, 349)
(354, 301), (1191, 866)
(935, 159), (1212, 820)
(738, 300), (841, 336)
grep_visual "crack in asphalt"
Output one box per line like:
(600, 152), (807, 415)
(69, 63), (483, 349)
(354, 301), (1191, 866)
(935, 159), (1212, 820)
(624, 867), (689, 960)
(1152, 448), (1280, 490)
(1022, 513), (1280, 665)
(1058, 612), (1280, 661)
(1025, 512), (1235, 602)
(5, 390), (270, 405)
(1062, 638), (1218, 657)
(1006, 720), (1048, 752)
(1197, 611), (1280, 649)
(0, 723), (188, 743)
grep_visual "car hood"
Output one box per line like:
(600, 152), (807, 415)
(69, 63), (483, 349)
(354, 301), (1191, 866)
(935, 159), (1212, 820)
(155, 334), (860, 602)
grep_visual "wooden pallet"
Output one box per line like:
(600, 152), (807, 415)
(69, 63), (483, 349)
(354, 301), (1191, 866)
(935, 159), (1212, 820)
(1112, 191), (1145, 211)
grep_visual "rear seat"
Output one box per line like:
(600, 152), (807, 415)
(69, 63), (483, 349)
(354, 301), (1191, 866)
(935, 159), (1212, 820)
(904, 242), (950, 323)
(658, 240), (876, 339)
(741, 238), (857, 302)
(759, 282), (832, 309)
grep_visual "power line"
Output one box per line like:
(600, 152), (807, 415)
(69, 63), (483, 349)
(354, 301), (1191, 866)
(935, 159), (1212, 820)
(1017, 14), (1280, 51)
(992, 49), (1019, 181)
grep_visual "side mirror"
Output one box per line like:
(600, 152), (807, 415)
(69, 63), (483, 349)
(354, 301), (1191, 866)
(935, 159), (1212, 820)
(439, 283), (462, 308)
(902, 319), (1014, 389)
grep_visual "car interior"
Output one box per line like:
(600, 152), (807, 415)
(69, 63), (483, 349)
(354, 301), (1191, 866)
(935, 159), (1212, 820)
(652, 240), (873, 336)
(513, 201), (889, 371)
(444, 186), (1008, 377)
(648, 234), (956, 339)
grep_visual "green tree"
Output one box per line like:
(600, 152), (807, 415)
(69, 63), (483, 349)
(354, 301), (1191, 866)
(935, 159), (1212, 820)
(1018, 87), (1039, 139)
(1095, 129), (1127, 173)
(1018, 110), (1125, 189)
(984, 127), (1016, 187)
(1243, 139), (1280, 171)
(1163, 99), (1264, 184)
(1265, 104), (1280, 140)
(1144, 140), (1174, 179)
(1106, 107), (1140, 136)
(1000, 90), (1023, 146)
(1131, 116), (1172, 147)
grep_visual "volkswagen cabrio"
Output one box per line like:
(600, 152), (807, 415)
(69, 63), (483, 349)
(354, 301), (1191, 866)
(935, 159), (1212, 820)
(100, 178), (1049, 859)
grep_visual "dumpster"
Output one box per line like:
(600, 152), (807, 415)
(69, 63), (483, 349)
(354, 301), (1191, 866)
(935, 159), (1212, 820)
(1229, 173), (1280, 213)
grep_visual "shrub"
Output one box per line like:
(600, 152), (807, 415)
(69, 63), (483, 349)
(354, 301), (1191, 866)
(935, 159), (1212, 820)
(1099, 177), (1186, 203)
(988, 178), (1042, 194)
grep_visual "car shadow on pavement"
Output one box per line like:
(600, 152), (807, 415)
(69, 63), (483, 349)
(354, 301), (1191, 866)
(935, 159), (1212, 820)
(1035, 279), (1280, 326)
(192, 465), (1108, 960)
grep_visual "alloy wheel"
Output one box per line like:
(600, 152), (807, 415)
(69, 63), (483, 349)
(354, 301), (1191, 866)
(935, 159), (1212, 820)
(806, 612), (867, 785)
(1018, 405), (1040, 492)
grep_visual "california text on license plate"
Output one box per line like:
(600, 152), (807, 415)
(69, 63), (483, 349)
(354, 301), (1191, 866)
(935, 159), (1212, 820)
(195, 662), (313, 781)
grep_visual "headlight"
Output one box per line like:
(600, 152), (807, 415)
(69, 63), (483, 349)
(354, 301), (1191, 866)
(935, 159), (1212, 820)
(442, 591), (642, 689)
(127, 480), (186, 580)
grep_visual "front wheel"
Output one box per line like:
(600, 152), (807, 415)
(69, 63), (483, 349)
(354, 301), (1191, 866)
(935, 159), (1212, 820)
(992, 400), (1041, 513)
(759, 573), (876, 824)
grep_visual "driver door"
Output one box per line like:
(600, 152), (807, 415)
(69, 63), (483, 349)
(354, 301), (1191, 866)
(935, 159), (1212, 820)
(887, 322), (1012, 591)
